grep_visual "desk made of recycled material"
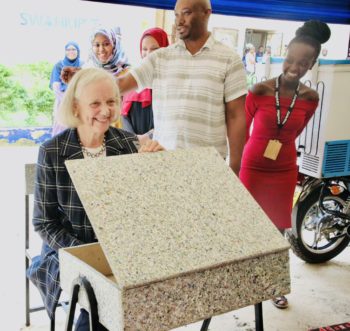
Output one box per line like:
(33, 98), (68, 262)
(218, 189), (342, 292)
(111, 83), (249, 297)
(60, 147), (290, 331)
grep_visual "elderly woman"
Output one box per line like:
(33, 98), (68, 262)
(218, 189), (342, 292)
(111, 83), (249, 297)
(27, 68), (163, 330)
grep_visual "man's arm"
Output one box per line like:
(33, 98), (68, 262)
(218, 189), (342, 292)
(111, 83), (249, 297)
(117, 72), (138, 95)
(225, 94), (246, 176)
(119, 49), (159, 95)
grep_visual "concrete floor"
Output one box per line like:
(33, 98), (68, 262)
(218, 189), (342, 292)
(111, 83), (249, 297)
(1, 146), (350, 331)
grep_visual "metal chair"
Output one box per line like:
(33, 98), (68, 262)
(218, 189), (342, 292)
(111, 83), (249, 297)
(24, 163), (60, 331)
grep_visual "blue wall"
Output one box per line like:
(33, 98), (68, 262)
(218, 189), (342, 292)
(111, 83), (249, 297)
(86, 0), (350, 24)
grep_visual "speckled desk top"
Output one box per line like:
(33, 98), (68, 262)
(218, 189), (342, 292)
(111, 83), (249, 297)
(65, 147), (289, 289)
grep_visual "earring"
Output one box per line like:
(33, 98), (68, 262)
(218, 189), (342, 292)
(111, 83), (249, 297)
(74, 112), (78, 117)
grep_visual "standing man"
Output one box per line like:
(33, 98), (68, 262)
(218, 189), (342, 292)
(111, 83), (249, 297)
(119, 0), (247, 175)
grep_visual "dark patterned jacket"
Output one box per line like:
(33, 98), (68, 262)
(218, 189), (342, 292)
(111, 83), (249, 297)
(27, 127), (138, 318)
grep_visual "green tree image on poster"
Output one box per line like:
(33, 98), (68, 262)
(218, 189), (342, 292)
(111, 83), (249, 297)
(0, 62), (54, 128)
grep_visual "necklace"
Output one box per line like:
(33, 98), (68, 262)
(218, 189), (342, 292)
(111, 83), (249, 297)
(263, 75), (300, 161)
(275, 74), (300, 129)
(79, 137), (106, 158)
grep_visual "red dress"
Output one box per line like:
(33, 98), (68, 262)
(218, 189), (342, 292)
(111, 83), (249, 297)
(239, 91), (318, 229)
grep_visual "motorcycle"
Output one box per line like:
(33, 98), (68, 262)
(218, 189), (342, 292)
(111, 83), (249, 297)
(284, 65), (350, 263)
(287, 174), (350, 263)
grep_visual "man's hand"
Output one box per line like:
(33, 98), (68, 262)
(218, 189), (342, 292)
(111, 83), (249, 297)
(137, 129), (154, 146)
(226, 94), (246, 176)
(61, 66), (81, 84)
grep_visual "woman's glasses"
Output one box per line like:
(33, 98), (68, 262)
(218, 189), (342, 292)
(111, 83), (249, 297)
(66, 48), (77, 52)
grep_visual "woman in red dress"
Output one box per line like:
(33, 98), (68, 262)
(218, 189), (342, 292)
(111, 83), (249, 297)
(239, 20), (331, 309)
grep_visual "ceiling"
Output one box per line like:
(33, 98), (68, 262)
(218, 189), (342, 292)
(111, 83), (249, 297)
(84, 0), (350, 24)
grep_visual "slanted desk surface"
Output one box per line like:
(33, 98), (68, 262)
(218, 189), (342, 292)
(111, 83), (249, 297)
(65, 147), (289, 289)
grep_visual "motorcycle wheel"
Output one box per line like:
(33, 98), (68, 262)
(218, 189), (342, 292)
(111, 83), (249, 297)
(287, 187), (350, 263)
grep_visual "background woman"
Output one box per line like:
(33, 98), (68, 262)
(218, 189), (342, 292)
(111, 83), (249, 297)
(245, 44), (256, 74)
(27, 68), (163, 330)
(49, 41), (82, 136)
(85, 26), (129, 77)
(85, 26), (130, 129)
(121, 27), (169, 143)
(256, 45), (264, 63)
(239, 20), (331, 309)
(245, 43), (257, 88)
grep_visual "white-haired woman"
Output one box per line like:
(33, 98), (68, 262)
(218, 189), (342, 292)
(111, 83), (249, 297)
(27, 68), (163, 330)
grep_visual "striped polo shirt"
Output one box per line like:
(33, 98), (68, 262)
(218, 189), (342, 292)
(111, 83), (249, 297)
(130, 34), (247, 158)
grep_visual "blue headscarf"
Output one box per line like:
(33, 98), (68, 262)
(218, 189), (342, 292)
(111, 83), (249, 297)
(49, 41), (82, 91)
(88, 26), (129, 76)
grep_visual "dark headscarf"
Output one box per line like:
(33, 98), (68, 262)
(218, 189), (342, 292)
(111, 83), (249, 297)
(122, 28), (169, 116)
(88, 26), (129, 76)
(49, 41), (82, 91)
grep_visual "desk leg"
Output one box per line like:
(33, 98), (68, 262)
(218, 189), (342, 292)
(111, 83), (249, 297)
(200, 318), (211, 331)
(254, 302), (264, 331)
(200, 304), (262, 331)
(65, 276), (99, 331)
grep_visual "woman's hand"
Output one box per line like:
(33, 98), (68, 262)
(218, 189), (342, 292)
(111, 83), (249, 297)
(138, 140), (165, 153)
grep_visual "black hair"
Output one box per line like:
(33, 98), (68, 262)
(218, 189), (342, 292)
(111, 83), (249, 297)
(289, 20), (331, 58)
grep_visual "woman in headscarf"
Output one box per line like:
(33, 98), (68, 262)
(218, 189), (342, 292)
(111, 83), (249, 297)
(121, 27), (169, 143)
(84, 26), (130, 129)
(50, 41), (82, 136)
(85, 26), (130, 77)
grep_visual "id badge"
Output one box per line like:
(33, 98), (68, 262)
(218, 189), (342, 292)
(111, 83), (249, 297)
(263, 139), (282, 160)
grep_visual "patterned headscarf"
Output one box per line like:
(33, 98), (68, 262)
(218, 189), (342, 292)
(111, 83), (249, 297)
(89, 26), (129, 76)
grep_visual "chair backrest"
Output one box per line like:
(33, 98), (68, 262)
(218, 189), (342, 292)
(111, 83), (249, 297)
(25, 163), (36, 196)
(25, 163), (37, 255)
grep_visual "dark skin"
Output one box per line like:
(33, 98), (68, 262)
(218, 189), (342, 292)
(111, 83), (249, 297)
(175, 0), (245, 175)
(252, 80), (319, 101)
(174, 0), (211, 55)
(251, 41), (319, 102)
(243, 39), (320, 309)
(118, 0), (214, 92)
(118, 0), (246, 175)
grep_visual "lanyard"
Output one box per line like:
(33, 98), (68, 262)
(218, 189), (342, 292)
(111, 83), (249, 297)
(275, 75), (300, 129)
